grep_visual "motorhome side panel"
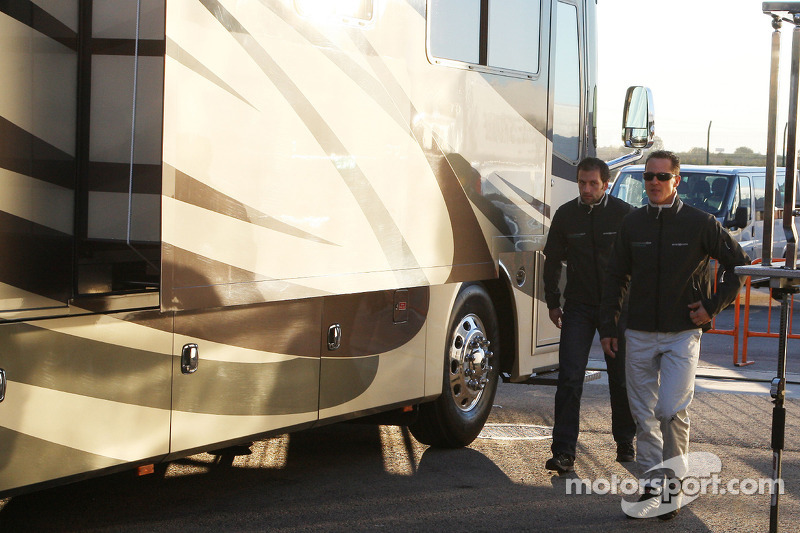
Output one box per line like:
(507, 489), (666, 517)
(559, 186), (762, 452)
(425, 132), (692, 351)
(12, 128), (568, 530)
(425, 0), (558, 376)
(0, 310), (172, 495)
(162, 0), (482, 310)
(165, 0), (550, 444)
(160, 0), (566, 312)
(0, 0), (602, 497)
(169, 286), (429, 453)
(170, 298), (321, 453)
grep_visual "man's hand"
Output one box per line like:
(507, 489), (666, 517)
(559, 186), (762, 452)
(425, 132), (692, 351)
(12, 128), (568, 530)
(549, 307), (563, 329)
(688, 300), (711, 326)
(601, 337), (617, 358)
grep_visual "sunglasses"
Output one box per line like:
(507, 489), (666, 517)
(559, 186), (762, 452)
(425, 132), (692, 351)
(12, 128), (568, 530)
(642, 172), (677, 182)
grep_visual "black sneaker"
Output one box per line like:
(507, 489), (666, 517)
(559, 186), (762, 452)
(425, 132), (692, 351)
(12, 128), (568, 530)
(545, 453), (575, 474)
(616, 442), (635, 463)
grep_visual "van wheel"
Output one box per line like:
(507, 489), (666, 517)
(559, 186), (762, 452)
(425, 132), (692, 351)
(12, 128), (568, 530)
(409, 284), (499, 448)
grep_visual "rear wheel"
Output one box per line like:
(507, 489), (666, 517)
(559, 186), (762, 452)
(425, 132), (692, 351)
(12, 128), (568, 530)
(409, 284), (500, 448)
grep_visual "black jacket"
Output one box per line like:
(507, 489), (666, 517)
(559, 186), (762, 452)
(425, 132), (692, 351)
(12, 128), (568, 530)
(543, 194), (633, 309)
(599, 197), (750, 337)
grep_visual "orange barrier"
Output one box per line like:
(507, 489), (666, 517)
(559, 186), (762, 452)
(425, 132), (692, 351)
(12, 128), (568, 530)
(741, 258), (799, 366)
(706, 259), (742, 363)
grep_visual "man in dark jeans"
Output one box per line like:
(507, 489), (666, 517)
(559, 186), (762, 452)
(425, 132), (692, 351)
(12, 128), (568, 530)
(543, 157), (636, 474)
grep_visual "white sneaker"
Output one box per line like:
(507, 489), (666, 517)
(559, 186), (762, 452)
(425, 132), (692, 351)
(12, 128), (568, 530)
(622, 488), (662, 519)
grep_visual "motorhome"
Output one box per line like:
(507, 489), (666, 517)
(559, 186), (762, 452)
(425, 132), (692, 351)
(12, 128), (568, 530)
(610, 165), (800, 261)
(0, 0), (651, 497)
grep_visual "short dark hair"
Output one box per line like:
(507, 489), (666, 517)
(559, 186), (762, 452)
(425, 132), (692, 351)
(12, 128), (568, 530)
(577, 157), (611, 183)
(645, 150), (680, 174)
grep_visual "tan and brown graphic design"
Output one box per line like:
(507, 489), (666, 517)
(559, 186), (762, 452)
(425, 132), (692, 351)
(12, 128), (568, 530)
(0, 0), (580, 497)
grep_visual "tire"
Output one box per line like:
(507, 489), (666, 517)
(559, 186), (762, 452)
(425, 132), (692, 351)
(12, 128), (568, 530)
(409, 283), (500, 448)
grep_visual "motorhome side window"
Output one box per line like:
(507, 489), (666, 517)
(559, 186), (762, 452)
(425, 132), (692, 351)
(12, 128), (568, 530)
(488, 1), (541, 72)
(552, 1), (580, 161)
(77, 0), (165, 297)
(428, 0), (541, 75)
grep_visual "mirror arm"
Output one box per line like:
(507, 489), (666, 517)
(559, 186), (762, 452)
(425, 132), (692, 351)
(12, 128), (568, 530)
(606, 149), (644, 171)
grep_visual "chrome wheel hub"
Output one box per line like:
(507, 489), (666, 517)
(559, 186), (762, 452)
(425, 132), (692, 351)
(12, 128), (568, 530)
(448, 313), (493, 412)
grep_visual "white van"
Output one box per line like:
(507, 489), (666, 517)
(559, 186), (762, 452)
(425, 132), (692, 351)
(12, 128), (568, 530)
(610, 165), (800, 261)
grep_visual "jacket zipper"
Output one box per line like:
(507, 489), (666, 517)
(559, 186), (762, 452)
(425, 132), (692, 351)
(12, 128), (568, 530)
(591, 209), (599, 302)
(655, 211), (663, 330)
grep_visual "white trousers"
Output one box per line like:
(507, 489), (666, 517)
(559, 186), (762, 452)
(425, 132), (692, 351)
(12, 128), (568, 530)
(625, 328), (702, 482)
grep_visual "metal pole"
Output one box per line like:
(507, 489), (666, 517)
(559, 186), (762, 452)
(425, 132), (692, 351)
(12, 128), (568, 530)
(763, 6), (800, 531)
(770, 289), (791, 533)
(764, 15), (782, 267)
(706, 121), (712, 164)
(783, 14), (800, 270)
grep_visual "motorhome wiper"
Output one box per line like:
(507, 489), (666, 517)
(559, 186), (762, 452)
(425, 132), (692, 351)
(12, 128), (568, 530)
(607, 150), (644, 171)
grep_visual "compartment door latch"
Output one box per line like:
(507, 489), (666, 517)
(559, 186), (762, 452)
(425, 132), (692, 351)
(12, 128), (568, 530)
(181, 344), (199, 374)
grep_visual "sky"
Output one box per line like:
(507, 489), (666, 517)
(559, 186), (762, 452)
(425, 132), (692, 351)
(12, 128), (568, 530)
(596, 0), (798, 154)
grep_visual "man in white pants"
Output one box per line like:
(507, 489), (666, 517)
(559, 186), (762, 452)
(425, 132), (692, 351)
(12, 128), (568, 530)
(600, 150), (749, 520)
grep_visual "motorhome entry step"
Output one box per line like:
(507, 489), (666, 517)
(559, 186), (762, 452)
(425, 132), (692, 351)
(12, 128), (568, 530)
(501, 370), (602, 386)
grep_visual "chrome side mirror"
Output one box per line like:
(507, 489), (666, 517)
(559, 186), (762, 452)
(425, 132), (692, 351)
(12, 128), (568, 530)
(622, 86), (655, 149)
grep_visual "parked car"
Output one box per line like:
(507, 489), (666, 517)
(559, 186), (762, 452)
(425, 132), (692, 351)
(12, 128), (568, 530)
(610, 165), (800, 262)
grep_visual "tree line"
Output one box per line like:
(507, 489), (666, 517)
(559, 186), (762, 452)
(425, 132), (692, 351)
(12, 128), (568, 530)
(597, 138), (777, 167)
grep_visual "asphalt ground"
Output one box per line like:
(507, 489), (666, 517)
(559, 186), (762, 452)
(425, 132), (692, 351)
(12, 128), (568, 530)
(0, 287), (798, 531)
(1, 378), (795, 531)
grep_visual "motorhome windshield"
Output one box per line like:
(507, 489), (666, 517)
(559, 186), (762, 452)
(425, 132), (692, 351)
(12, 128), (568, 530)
(611, 170), (734, 216)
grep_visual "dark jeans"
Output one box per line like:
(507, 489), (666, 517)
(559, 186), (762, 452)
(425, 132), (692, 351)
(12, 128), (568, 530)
(551, 299), (636, 457)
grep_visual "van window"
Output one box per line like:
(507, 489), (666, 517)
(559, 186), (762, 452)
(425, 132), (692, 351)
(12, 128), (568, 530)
(729, 175), (752, 223)
(752, 174), (766, 221)
(776, 172), (800, 208)
(611, 170), (734, 216)
(684, 176), (713, 211)
(612, 170), (646, 206)
(709, 176), (729, 211)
